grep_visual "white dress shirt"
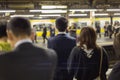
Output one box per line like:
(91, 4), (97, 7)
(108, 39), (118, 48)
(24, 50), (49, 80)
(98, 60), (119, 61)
(15, 39), (32, 48)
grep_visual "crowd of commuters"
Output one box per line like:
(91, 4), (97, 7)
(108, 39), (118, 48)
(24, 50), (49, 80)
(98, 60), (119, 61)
(0, 16), (120, 80)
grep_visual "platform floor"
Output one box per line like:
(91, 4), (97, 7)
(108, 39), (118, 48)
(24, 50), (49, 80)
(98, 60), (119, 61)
(34, 36), (114, 48)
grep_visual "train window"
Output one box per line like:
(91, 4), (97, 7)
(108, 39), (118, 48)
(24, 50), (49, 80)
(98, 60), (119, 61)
(73, 22), (87, 29)
(81, 23), (87, 28)
(105, 21), (109, 24)
(95, 21), (100, 26)
(33, 23), (52, 31)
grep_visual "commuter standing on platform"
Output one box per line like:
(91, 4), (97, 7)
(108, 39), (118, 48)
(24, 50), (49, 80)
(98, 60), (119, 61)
(95, 23), (101, 38)
(104, 23), (109, 37)
(47, 17), (76, 80)
(113, 22), (120, 37)
(32, 25), (37, 43)
(0, 17), (57, 80)
(108, 32), (120, 80)
(68, 27), (108, 80)
(69, 23), (77, 38)
(42, 24), (47, 43)
(107, 24), (113, 39)
(50, 25), (55, 37)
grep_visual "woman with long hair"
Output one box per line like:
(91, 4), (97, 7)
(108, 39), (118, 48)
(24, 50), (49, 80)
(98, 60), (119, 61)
(68, 27), (108, 80)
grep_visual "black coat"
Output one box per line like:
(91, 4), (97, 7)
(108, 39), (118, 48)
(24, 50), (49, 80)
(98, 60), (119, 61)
(0, 42), (57, 80)
(68, 46), (108, 80)
(48, 34), (76, 80)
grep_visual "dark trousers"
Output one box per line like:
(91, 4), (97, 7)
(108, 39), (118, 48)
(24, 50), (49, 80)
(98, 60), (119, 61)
(108, 31), (113, 39)
(104, 31), (108, 37)
(43, 36), (48, 43)
(97, 32), (101, 38)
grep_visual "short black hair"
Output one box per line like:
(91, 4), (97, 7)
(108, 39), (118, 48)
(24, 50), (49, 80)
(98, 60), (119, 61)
(0, 20), (7, 38)
(55, 17), (68, 32)
(7, 17), (31, 37)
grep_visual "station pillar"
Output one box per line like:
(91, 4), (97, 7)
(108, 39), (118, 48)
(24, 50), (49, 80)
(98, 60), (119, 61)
(90, 11), (95, 27)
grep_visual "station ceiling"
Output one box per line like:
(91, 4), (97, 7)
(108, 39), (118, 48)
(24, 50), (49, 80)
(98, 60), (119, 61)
(0, 0), (120, 9)
(0, 0), (120, 19)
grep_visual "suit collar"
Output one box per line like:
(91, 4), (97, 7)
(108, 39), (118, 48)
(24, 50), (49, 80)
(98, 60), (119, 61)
(14, 39), (32, 49)
(57, 32), (66, 35)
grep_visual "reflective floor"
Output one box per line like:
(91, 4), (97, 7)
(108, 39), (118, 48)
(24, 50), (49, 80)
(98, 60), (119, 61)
(34, 35), (114, 48)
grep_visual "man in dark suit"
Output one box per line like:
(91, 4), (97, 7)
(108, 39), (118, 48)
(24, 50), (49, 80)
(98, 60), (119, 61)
(47, 17), (76, 80)
(0, 17), (57, 80)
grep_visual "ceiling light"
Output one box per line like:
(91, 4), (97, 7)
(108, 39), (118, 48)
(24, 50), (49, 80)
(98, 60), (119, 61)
(30, 10), (67, 13)
(39, 14), (61, 17)
(107, 9), (120, 11)
(30, 10), (42, 12)
(69, 9), (97, 12)
(69, 14), (87, 16)
(41, 10), (67, 13)
(114, 13), (120, 15)
(0, 10), (16, 13)
(95, 13), (108, 16)
(10, 15), (34, 17)
(42, 5), (67, 9)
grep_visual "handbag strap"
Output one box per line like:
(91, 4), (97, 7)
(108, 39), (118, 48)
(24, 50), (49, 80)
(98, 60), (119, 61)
(99, 47), (103, 76)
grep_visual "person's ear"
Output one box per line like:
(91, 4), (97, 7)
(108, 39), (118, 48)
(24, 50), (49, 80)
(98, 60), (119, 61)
(30, 31), (35, 41)
(7, 30), (14, 41)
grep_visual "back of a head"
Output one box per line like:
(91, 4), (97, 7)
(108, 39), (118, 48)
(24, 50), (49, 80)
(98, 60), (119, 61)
(7, 17), (31, 37)
(55, 17), (68, 32)
(78, 27), (97, 49)
(0, 20), (7, 38)
(114, 33), (120, 55)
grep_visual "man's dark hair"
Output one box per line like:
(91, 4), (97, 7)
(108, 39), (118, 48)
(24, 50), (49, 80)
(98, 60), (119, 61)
(55, 17), (68, 32)
(0, 20), (7, 38)
(7, 17), (31, 37)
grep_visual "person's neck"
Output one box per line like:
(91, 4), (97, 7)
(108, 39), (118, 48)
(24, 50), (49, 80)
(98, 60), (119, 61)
(12, 36), (31, 48)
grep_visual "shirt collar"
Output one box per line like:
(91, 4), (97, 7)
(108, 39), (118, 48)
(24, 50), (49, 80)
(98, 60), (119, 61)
(15, 39), (32, 48)
(58, 32), (66, 35)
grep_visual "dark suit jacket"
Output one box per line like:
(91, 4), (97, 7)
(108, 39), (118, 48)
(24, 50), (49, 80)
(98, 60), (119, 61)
(0, 42), (57, 80)
(108, 62), (120, 80)
(47, 34), (76, 80)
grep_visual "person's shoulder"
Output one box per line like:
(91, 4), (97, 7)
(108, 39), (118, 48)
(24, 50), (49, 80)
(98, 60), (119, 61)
(39, 48), (57, 61)
(113, 62), (120, 70)
(72, 46), (81, 53)
(48, 35), (59, 42)
(46, 49), (57, 58)
(0, 50), (14, 59)
(108, 62), (120, 80)
(66, 35), (76, 40)
(35, 46), (57, 58)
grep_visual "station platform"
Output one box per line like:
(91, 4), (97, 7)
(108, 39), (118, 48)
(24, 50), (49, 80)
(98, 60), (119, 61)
(34, 36), (113, 48)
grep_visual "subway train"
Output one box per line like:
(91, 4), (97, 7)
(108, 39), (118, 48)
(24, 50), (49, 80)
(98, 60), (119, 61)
(30, 17), (120, 37)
